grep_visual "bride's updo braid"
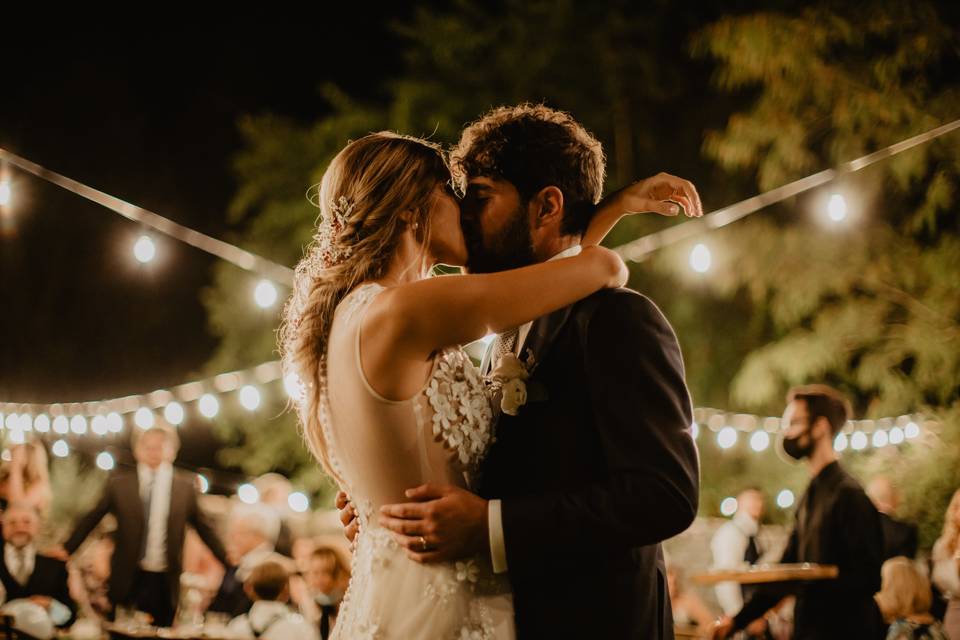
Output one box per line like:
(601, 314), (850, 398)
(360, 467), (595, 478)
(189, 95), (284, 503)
(279, 132), (450, 480)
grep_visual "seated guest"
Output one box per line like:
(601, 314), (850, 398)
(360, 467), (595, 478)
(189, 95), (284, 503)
(208, 503), (281, 617)
(711, 487), (766, 616)
(0, 503), (75, 628)
(875, 557), (948, 640)
(303, 547), (348, 639)
(253, 474), (296, 557)
(868, 476), (920, 560)
(225, 560), (317, 640)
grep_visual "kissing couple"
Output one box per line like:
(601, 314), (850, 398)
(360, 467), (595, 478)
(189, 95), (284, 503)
(281, 103), (702, 639)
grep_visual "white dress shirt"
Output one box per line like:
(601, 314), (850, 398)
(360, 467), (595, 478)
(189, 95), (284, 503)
(3, 543), (71, 625)
(138, 462), (173, 572)
(710, 511), (761, 615)
(226, 600), (319, 640)
(487, 244), (582, 574)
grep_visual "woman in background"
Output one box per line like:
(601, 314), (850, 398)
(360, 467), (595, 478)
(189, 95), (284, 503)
(932, 489), (960, 639)
(875, 556), (947, 640)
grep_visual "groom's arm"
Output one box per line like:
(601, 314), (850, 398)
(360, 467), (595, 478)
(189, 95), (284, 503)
(500, 290), (699, 564)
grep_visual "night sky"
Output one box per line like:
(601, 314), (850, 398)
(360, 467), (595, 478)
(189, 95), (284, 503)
(0, 12), (414, 475)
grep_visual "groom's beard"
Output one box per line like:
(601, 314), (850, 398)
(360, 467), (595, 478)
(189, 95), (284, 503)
(463, 205), (536, 274)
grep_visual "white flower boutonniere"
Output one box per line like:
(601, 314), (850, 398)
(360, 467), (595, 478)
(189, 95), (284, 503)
(489, 350), (536, 416)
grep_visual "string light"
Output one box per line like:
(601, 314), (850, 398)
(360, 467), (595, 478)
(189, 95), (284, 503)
(904, 422), (920, 439)
(872, 429), (889, 448)
(34, 414), (50, 433)
(52, 439), (69, 458)
(8, 429), (25, 445)
(198, 394), (219, 419)
(689, 243), (711, 273)
(834, 433), (848, 452)
(749, 430), (770, 452)
(239, 385), (261, 411)
(107, 412), (124, 433)
(164, 402), (185, 426)
(70, 415), (88, 435)
(0, 180), (11, 206)
(889, 427), (904, 445)
(691, 422), (700, 440)
(53, 416), (69, 435)
(4, 413), (16, 430)
(720, 497), (738, 516)
(254, 280), (278, 309)
(133, 235), (156, 263)
(827, 193), (848, 222)
(96, 451), (115, 471)
(18, 414), (32, 431)
(717, 426), (738, 449)
(237, 483), (259, 504)
(850, 431), (868, 450)
(288, 491), (310, 513)
(777, 489), (795, 509)
(134, 407), (155, 430)
(198, 474), (210, 494)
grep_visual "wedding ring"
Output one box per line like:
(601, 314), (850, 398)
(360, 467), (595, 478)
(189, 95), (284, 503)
(417, 535), (428, 551)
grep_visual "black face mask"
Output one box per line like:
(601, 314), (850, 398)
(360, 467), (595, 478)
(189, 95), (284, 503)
(782, 423), (815, 460)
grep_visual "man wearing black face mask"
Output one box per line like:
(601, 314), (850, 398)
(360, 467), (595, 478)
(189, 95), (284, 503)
(712, 385), (885, 640)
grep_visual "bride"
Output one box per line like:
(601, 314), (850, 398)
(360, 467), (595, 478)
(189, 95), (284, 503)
(280, 131), (688, 639)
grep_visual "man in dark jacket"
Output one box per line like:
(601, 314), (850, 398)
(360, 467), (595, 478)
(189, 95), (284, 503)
(0, 502), (75, 628)
(62, 425), (229, 627)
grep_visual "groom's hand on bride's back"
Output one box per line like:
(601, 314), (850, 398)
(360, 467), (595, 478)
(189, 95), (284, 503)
(336, 490), (361, 547)
(379, 484), (488, 563)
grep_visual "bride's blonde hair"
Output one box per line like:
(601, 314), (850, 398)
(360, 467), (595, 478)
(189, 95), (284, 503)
(279, 132), (450, 480)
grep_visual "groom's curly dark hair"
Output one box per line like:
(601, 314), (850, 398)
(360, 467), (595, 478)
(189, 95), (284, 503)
(451, 103), (606, 236)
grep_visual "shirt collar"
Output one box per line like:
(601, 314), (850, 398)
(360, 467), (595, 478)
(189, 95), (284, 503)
(548, 245), (582, 262)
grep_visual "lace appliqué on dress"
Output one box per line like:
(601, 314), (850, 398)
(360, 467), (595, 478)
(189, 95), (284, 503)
(423, 348), (495, 474)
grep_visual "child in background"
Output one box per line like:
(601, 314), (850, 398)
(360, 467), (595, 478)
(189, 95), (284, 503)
(875, 557), (948, 640)
(226, 560), (317, 640)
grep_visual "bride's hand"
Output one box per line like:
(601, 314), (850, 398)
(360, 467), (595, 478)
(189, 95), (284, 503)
(582, 172), (702, 247)
(615, 172), (703, 218)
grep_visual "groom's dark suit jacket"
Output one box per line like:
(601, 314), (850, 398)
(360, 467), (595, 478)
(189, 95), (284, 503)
(478, 288), (700, 639)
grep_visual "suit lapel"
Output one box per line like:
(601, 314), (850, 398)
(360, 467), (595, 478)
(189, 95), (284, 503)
(520, 304), (574, 373)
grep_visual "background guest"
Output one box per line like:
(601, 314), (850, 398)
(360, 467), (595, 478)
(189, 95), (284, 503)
(875, 556), (948, 640)
(301, 546), (348, 640)
(208, 503), (281, 617)
(59, 425), (228, 627)
(869, 476), (920, 560)
(0, 442), (52, 516)
(711, 487), (766, 616)
(252, 474), (295, 558)
(932, 489), (960, 639)
(0, 503), (74, 628)
(225, 560), (317, 640)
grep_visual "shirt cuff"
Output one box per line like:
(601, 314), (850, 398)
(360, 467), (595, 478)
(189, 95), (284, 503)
(49, 599), (71, 626)
(488, 499), (508, 574)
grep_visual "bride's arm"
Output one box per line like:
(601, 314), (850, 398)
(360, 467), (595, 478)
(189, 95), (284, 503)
(372, 246), (626, 358)
(581, 172), (703, 247)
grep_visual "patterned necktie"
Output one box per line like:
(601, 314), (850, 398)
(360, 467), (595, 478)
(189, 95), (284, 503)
(13, 547), (29, 585)
(493, 327), (519, 366)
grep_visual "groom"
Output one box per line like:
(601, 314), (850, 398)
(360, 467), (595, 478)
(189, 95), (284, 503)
(369, 104), (699, 638)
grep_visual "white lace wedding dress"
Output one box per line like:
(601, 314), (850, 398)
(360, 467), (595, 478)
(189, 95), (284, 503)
(322, 283), (515, 640)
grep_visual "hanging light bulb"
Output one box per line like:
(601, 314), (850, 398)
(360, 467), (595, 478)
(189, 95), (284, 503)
(237, 483), (259, 504)
(239, 385), (261, 411)
(749, 430), (770, 452)
(254, 280), (278, 309)
(52, 440), (70, 458)
(96, 451), (115, 471)
(133, 235), (156, 263)
(107, 412), (124, 433)
(134, 407), (155, 429)
(91, 415), (108, 436)
(198, 474), (210, 494)
(198, 394), (219, 418)
(777, 489), (795, 509)
(70, 415), (88, 435)
(0, 180), (11, 206)
(720, 497), (738, 516)
(288, 491), (310, 513)
(53, 415), (70, 434)
(689, 243), (712, 273)
(834, 432), (848, 452)
(827, 193), (848, 222)
(34, 414), (51, 433)
(717, 426), (738, 449)
(164, 402), (185, 426)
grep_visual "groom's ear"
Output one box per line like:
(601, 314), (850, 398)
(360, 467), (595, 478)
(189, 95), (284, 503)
(531, 186), (564, 229)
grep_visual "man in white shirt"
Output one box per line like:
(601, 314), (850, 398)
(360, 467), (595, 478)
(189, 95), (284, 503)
(710, 488), (765, 616)
(62, 425), (229, 627)
(0, 503), (75, 628)
(225, 560), (317, 640)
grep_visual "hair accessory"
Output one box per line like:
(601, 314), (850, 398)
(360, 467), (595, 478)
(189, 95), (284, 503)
(317, 196), (355, 268)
